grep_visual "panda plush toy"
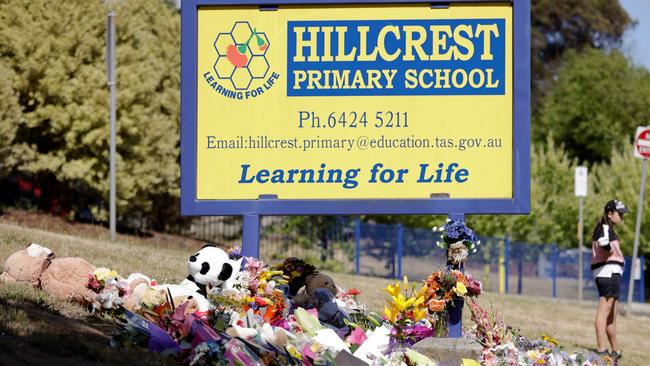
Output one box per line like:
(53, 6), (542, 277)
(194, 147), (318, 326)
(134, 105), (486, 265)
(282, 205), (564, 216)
(153, 244), (243, 313)
(180, 244), (243, 297)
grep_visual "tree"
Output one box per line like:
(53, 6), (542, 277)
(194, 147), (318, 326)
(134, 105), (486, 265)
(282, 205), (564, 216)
(467, 139), (579, 248)
(0, 62), (28, 177)
(0, 0), (180, 220)
(530, 0), (632, 108)
(535, 48), (650, 164)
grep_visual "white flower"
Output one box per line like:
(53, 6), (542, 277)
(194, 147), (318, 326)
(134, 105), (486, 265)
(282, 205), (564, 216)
(432, 226), (438, 232)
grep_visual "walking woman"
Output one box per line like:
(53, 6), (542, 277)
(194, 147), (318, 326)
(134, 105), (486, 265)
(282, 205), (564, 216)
(591, 199), (628, 361)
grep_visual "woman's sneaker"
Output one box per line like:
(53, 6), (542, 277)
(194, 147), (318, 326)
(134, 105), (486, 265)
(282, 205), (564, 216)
(611, 350), (622, 360)
(594, 349), (609, 357)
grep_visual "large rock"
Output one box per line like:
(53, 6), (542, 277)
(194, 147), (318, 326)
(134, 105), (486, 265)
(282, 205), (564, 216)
(412, 337), (483, 366)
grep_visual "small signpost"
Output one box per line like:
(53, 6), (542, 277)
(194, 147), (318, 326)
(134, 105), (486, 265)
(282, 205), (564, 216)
(626, 126), (649, 316)
(575, 166), (587, 302)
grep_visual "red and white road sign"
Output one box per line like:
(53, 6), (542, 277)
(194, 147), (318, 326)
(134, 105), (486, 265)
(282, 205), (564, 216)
(635, 126), (650, 159)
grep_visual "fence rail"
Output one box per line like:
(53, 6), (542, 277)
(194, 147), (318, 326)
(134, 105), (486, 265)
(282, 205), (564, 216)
(181, 216), (646, 303)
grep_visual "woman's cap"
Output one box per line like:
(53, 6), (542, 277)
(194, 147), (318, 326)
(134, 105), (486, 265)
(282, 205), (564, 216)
(605, 199), (629, 214)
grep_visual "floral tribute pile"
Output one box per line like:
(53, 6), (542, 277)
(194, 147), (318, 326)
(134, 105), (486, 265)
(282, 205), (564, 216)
(77, 223), (613, 366)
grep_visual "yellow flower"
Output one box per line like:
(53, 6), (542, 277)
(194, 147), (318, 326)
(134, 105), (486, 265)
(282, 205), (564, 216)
(412, 306), (427, 321)
(453, 282), (467, 296)
(527, 350), (540, 359)
(93, 267), (119, 282)
(384, 305), (398, 324)
(286, 345), (302, 359)
(417, 283), (428, 298)
(542, 335), (558, 347)
(393, 293), (415, 312)
(385, 281), (401, 297)
(414, 296), (425, 308)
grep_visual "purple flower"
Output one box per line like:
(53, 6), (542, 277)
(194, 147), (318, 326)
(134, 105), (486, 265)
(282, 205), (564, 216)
(442, 220), (479, 245)
(228, 246), (242, 260)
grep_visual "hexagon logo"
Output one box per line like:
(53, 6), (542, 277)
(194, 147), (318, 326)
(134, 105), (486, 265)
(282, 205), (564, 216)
(207, 21), (273, 95)
(248, 56), (269, 79)
(214, 33), (235, 56)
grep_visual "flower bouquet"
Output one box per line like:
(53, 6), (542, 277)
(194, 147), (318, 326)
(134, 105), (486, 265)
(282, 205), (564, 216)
(383, 276), (431, 349)
(424, 268), (482, 336)
(433, 219), (480, 265)
(211, 255), (289, 328)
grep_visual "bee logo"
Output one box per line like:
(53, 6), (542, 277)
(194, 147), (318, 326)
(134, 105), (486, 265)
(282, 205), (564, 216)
(213, 22), (270, 90)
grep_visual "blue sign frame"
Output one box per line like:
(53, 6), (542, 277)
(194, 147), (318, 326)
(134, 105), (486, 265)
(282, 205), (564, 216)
(181, 0), (530, 216)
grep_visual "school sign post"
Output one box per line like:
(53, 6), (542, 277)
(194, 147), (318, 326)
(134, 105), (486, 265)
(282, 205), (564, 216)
(180, 0), (530, 264)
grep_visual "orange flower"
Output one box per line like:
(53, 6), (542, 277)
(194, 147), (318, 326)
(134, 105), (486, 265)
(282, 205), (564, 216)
(453, 270), (466, 283)
(426, 279), (440, 293)
(428, 299), (446, 313)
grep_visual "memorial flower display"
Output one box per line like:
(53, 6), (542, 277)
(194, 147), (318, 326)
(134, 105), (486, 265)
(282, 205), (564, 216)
(61, 245), (612, 366)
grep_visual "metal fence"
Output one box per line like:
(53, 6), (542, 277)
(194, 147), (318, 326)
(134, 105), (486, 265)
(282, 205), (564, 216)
(181, 216), (646, 302)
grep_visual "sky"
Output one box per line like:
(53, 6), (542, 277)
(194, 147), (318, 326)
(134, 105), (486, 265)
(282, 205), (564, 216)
(620, 0), (650, 70)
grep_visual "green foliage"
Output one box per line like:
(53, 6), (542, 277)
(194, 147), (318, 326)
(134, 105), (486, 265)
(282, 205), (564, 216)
(468, 139), (579, 248)
(0, 62), (28, 177)
(530, 0), (632, 107)
(535, 48), (650, 163)
(0, 0), (180, 215)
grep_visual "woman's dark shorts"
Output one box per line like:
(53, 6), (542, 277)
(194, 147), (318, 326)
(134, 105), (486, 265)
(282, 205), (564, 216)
(596, 274), (621, 299)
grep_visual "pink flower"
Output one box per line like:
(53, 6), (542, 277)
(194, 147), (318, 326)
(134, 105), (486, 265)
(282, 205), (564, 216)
(347, 327), (367, 346)
(244, 257), (263, 273)
(306, 308), (319, 318)
(465, 274), (482, 296)
(87, 274), (101, 291)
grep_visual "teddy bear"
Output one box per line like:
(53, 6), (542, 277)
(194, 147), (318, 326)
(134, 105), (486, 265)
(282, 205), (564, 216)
(151, 244), (242, 313)
(0, 243), (52, 286)
(292, 272), (338, 308)
(0, 243), (97, 306)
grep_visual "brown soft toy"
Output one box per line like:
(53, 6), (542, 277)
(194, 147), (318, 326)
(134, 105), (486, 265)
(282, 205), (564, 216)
(1, 243), (96, 306)
(0, 243), (53, 286)
(41, 256), (96, 306)
(292, 273), (338, 309)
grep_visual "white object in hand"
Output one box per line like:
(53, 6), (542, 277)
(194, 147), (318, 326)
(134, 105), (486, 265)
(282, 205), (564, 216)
(597, 224), (610, 247)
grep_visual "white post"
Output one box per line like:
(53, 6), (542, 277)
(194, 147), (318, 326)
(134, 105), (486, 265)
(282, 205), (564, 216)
(107, 11), (117, 241)
(578, 196), (584, 302)
(625, 158), (647, 316)
(575, 166), (588, 302)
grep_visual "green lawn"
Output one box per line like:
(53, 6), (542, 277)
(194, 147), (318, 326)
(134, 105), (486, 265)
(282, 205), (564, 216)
(1, 219), (649, 365)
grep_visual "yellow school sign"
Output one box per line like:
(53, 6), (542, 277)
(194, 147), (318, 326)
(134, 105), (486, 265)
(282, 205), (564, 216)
(182, 1), (530, 215)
